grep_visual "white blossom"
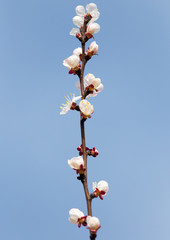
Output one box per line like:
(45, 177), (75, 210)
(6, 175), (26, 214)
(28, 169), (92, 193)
(85, 73), (101, 89)
(92, 180), (109, 199)
(76, 73), (103, 97)
(70, 3), (100, 36)
(84, 73), (103, 97)
(73, 47), (82, 58)
(73, 16), (84, 27)
(86, 216), (100, 232)
(86, 22), (100, 36)
(76, 5), (86, 16)
(68, 156), (84, 172)
(70, 28), (80, 36)
(87, 41), (99, 57)
(75, 3), (100, 23)
(63, 55), (80, 74)
(60, 94), (81, 115)
(79, 100), (94, 117)
(69, 208), (87, 227)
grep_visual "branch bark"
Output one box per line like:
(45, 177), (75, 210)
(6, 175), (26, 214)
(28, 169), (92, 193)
(78, 19), (96, 240)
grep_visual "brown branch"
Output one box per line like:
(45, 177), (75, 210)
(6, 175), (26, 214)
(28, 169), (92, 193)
(80, 119), (92, 216)
(90, 233), (97, 240)
(78, 17), (98, 240)
(79, 20), (92, 214)
(78, 19), (97, 240)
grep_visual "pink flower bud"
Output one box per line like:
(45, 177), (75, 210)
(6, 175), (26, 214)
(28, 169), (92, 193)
(77, 145), (89, 156)
(90, 147), (99, 157)
(76, 33), (81, 39)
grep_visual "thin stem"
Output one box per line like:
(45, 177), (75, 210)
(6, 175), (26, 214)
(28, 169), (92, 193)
(90, 233), (97, 240)
(78, 19), (97, 240)
(79, 21), (93, 217)
(80, 119), (92, 216)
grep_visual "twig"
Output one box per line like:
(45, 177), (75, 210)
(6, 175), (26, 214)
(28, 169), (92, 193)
(78, 19), (96, 239)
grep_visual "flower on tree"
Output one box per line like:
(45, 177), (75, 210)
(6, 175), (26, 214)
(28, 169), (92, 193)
(79, 99), (94, 118)
(63, 55), (81, 74)
(62, 1), (108, 238)
(85, 23), (100, 39)
(71, 42), (98, 64)
(60, 94), (81, 115)
(92, 180), (109, 200)
(86, 216), (101, 233)
(70, 3), (100, 38)
(77, 145), (99, 157)
(86, 41), (99, 58)
(84, 73), (103, 96)
(69, 208), (87, 228)
(77, 145), (89, 156)
(76, 3), (100, 22)
(73, 47), (82, 60)
(68, 156), (85, 174)
(76, 73), (103, 97)
(89, 147), (99, 157)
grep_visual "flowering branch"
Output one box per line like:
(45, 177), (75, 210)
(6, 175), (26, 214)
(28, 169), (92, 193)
(60, 2), (108, 240)
(79, 17), (93, 220)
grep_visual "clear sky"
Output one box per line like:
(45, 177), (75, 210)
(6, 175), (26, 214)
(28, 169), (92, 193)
(0, 0), (170, 239)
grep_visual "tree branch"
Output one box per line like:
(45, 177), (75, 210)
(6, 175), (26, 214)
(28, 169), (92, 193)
(78, 18), (98, 240)
(79, 19), (93, 223)
(90, 233), (97, 240)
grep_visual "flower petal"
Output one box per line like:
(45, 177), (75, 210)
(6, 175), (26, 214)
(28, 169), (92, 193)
(73, 47), (82, 57)
(86, 216), (100, 230)
(93, 23), (100, 33)
(90, 9), (100, 22)
(87, 23), (100, 35)
(96, 83), (104, 92)
(70, 28), (80, 36)
(60, 108), (69, 115)
(73, 95), (82, 102)
(63, 59), (71, 69)
(92, 78), (101, 88)
(69, 208), (84, 224)
(64, 55), (80, 69)
(79, 100), (94, 116)
(86, 3), (97, 13)
(68, 156), (84, 169)
(84, 73), (95, 85)
(97, 180), (109, 195)
(76, 5), (85, 16)
(73, 16), (84, 27)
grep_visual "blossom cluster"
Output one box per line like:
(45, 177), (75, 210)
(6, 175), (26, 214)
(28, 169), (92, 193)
(68, 180), (109, 232)
(60, 2), (109, 238)
(63, 41), (99, 75)
(70, 3), (100, 39)
(69, 208), (101, 233)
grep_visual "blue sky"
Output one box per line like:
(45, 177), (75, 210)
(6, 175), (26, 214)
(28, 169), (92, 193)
(0, 0), (170, 239)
